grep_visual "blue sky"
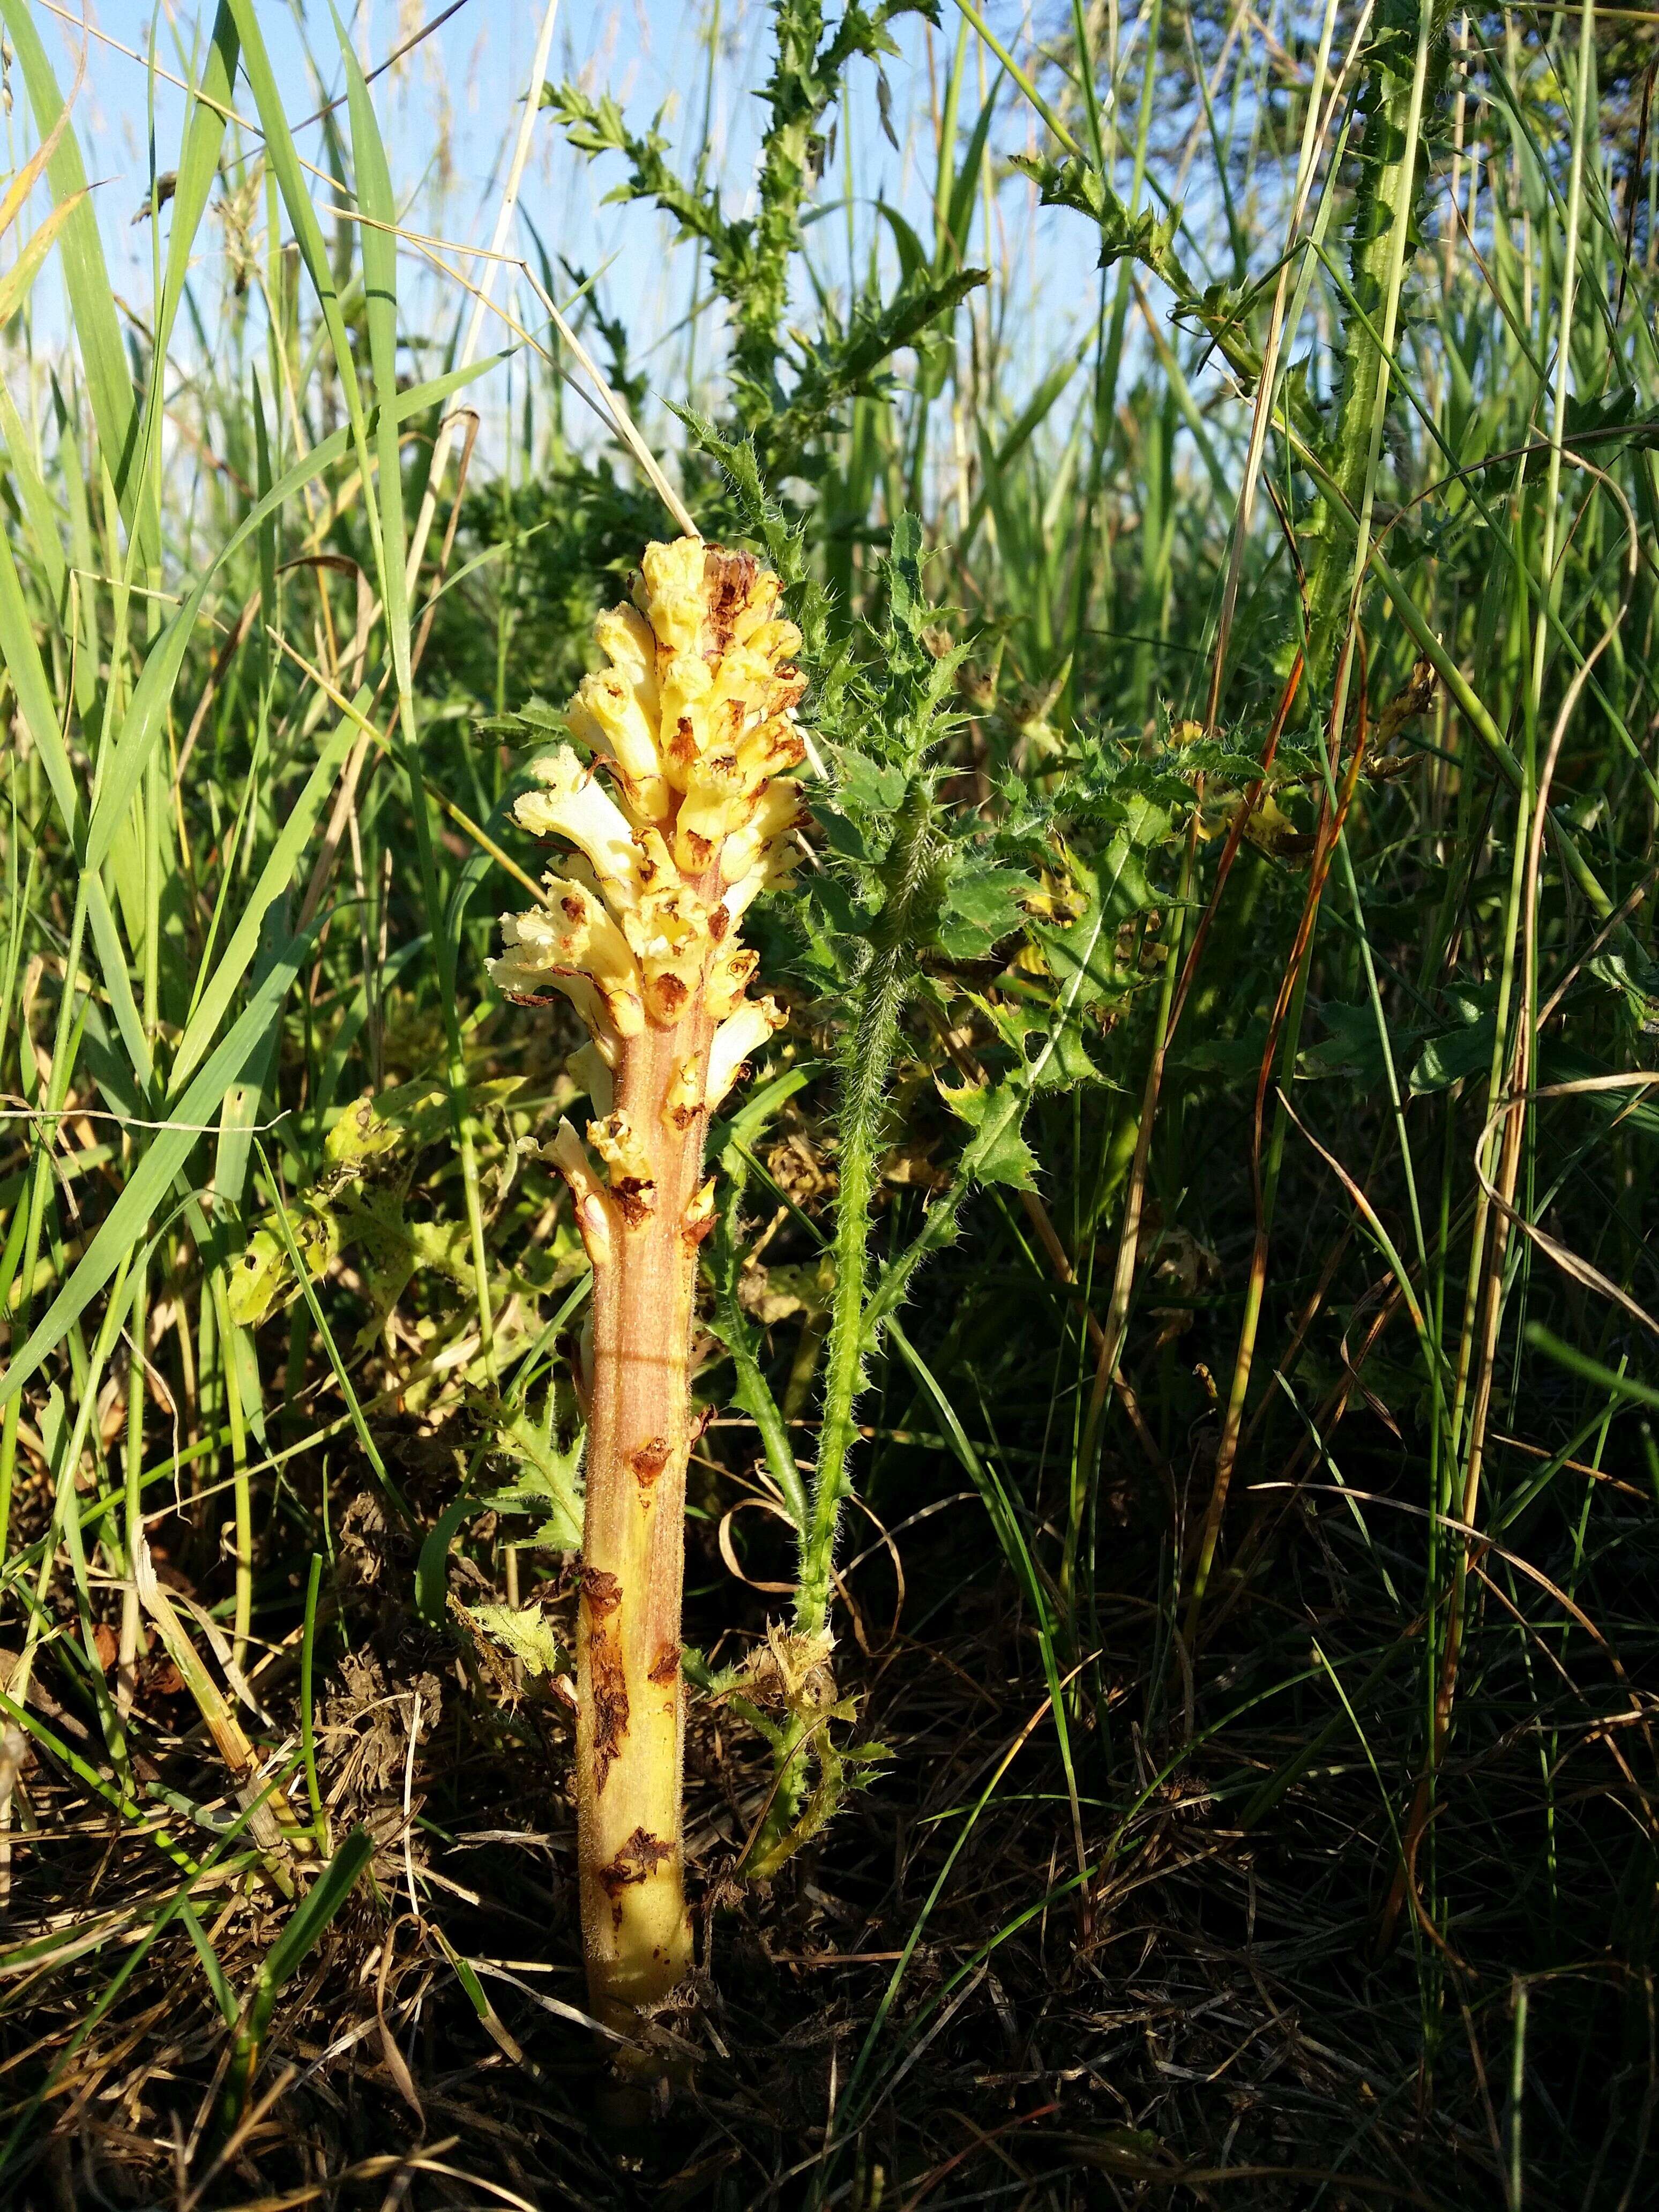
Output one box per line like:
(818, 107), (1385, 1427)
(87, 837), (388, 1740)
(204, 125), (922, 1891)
(8, 2), (1106, 437)
(31, 3), (766, 302)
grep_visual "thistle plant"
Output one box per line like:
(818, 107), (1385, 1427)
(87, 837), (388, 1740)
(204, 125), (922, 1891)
(492, 537), (804, 2035)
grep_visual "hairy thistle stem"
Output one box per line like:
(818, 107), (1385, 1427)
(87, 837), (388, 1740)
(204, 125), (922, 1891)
(495, 538), (804, 2037)
(794, 782), (939, 1643)
(751, 780), (940, 1866)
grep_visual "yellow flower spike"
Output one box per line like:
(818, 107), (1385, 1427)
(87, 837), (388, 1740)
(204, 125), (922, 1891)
(569, 669), (672, 823)
(674, 752), (749, 875)
(635, 536), (711, 653)
(586, 1109), (653, 1185)
(662, 1054), (704, 1132)
(707, 639), (776, 714)
(719, 778), (809, 893)
(497, 536), (804, 2054)
(707, 995), (787, 1111)
(512, 747), (645, 911)
(705, 942), (761, 1022)
(593, 603), (661, 716)
(569, 1039), (616, 1116)
(736, 713), (808, 795)
(488, 938), (631, 1052)
(544, 1119), (617, 1270)
(489, 895), (645, 1038)
(682, 1176), (717, 1250)
(741, 614), (803, 663)
(722, 566), (783, 647)
(657, 652), (715, 791)
(533, 877), (639, 981)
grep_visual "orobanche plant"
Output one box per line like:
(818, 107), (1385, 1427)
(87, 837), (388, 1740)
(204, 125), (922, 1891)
(492, 538), (804, 2035)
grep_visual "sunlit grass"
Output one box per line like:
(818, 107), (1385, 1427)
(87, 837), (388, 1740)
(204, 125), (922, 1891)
(0, 0), (1655, 2199)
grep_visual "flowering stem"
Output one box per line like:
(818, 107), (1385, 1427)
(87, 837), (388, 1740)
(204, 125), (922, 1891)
(495, 539), (803, 2038)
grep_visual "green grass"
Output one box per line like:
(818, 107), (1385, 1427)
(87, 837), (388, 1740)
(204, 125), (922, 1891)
(1, 1), (1656, 2203)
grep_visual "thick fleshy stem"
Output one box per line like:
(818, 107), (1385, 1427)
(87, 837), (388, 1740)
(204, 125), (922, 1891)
(572, 1005), (711, 2030)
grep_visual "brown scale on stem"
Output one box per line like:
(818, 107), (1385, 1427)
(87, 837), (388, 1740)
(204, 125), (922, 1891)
(580, 1567), (623, 1617)
(628, 1437), (671, 1489)
(597, 1828), (678, 1930)
(491, 536), (803, 2046)
(588, 1631), (631, 1798)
